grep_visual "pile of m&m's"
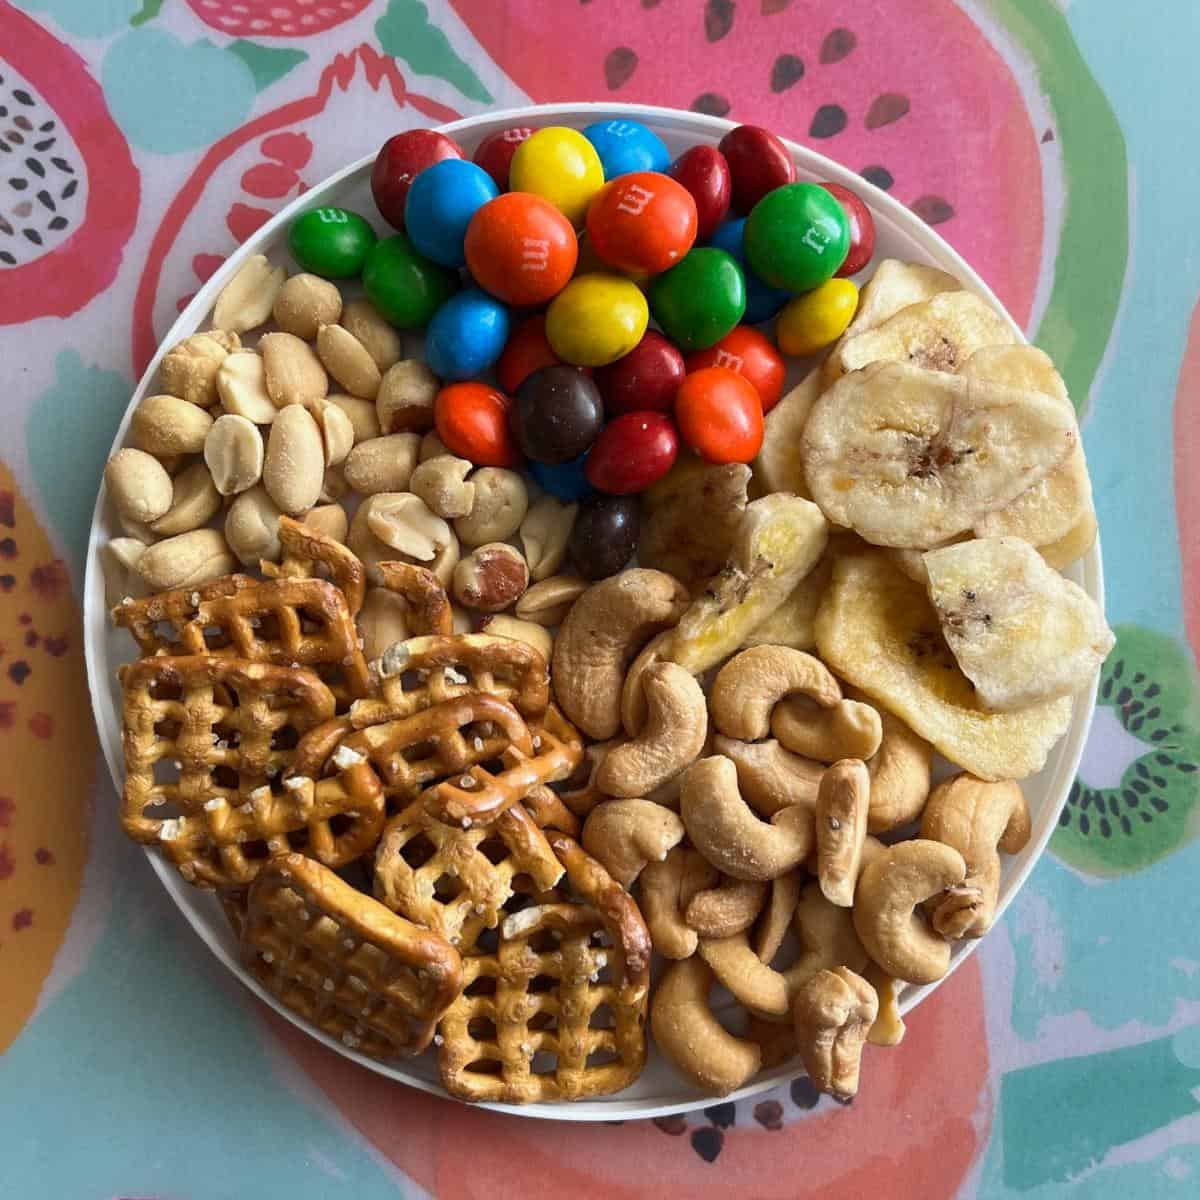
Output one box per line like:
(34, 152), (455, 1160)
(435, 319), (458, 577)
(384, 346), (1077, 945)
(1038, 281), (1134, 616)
(286, 118), (874, 513)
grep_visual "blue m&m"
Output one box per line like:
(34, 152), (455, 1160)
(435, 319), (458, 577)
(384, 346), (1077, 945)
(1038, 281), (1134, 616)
(583, 119), (670, 179)
(424, 288), (511, 381)
(404, 158), (498, 268)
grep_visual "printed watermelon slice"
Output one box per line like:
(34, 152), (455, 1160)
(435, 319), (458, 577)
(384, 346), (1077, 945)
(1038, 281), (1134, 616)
(186, 0), (373, 38)
(0, 1), (139, 325)
(133, 45), (459, 371)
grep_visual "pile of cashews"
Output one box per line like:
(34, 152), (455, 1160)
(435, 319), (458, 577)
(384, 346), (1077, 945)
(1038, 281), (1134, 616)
(550, 576), (1033, 1100)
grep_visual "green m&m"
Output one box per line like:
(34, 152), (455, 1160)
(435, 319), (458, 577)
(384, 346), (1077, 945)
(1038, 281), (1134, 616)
(648, 247), (746, 352)
(744, 183), (850, 292)
(288, 206), (377, 278)
(362, 233), (459, 330)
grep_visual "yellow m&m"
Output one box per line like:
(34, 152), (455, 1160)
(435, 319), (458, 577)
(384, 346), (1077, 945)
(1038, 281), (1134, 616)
(545, 273), (648, 367)
(510, 127), (604, 229)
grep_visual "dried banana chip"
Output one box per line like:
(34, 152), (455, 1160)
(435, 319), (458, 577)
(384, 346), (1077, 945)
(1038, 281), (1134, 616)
(752, 369), (821, 498)
(840, 258), (962, 342)
(923, 536), (1114, 712)
(814, 552), (1073, 780)
(802, 361), (1077, 549)
(742, 547), (833, 652)
(666, 493), (828, 675)
(825, 289), (1015, 385)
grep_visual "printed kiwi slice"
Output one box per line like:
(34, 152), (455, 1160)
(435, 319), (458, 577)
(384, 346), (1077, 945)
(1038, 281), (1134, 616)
(1052, 624), (1200, 876)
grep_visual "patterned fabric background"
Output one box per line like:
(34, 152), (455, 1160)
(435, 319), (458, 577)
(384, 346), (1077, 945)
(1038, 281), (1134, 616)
(1, 2), (1197, 1196)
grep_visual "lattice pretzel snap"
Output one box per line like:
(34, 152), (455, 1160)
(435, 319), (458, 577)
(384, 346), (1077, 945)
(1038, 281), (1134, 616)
(437, 835), (652, 1103)
(120, 655), (384, 888)
(373, 798), (564, 950)
(262, 515), (367, 618)
(351, 633), (550, 728)
(113, 575), (371, 704)
(243, 853), (462, 1058)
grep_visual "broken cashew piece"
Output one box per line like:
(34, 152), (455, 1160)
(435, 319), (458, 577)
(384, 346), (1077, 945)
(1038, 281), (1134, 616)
(771, 694), (883, 763)
(792, 966), (878, 1099)
(815, 759), (870, 907)
(638, 845), (718, 960)
(920, 773), (1031, 938)
(755, 869), (804, 962)
(651, 958), (762, 1096)
(710, 645), (842, 740)
(852, 840), (967, 985)
(863, 962), (906, 1047)
(597, 662), (707, 797)
(620, 629), (673, 737)
(681, 756), (814, 881)
(713, 736), (824, 818)
(552, 569), (690, 740)
(860, 695), (934, 833)
(684, 875), (767, 939)
(580, 798), (685, 888)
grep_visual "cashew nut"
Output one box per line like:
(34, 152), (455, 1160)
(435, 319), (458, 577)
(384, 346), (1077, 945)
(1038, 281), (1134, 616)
(698, 930), (801, 1016)
(555, 738), (621, 818)
(685, 876), (767, 938)
(638, 846), (718, 960)
(861, 696), (934, 833)
(620, 629), (673, 738)
(454, 468), (528, 546)
(919, 773), (1031, 938)
(754, 869), (804, 962)
(596, 662), (707, 797)
(651, 958), (762, 1096)
(410, 454), (475, 519)
(713, 736), (824, 818)
(551, 569), (690, 740)
(792, 966), (878, 1099)
(519, 494), (578, 582)
(515, 574), (588, 627)
(771, 695), (883, 763)
(581, 798), (685, 887)
(788, 881), (870, 998)
(815, 759), (870, 907)
(710, 645), (842, 740)
(852, 840), (966, 984)
(680, 756), (814, 881)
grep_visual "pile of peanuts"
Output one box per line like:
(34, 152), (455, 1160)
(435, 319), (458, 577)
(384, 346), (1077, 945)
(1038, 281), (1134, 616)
(101, 253), (584, 662)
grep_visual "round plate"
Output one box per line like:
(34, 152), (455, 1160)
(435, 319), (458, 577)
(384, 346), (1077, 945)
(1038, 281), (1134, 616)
(83, 102), (1102, 1120)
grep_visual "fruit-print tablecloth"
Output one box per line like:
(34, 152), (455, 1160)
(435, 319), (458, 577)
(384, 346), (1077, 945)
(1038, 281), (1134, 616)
(2, 1), (1197, 1195)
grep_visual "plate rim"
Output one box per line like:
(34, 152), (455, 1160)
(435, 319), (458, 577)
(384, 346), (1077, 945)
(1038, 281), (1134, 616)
(83, 100), (1103, 1121)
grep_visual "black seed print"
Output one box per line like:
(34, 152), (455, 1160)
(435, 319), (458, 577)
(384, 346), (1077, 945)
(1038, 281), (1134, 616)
(790, 1076), (820, 1108)
(770, 54), (804, 92)
(809, 105), (846, 138)
(25, 156), (44, 178)
(13, 89), (34, 106)
(47, 216), (68, 232)
(865, 93), (910, 129)
(9, 177), (27, 191)
(22, 228), (42, 246)
(0, 251), (15, 266)
(690, 1127), (723, 1162)
(604, 46), (638, 90)
(705, 0), (736, 42)
(704, 1102), (736, 1128)
(61, 179), (78, 200)
(50, 157), (74, 174)
(861, 165), (893, 190)
(691, 92), (732, 117)
(819, 27), (856, 63)
(912, 195), (955, 224)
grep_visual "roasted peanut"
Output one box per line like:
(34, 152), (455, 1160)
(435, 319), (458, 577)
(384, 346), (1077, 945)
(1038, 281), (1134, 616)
(215, 350), (275, 424)
(211, 253), (286, 333)
(340, 298), (403, 371)
(104, 448), (174, 524)
(150, 461), (221, 536)
(137, 528), (235, 591)
(131, 394), (214, 456)
(475, 613), (553, 660)
(204, 414), (264, 496)
(410, 454), (475, 519)
(376, 359), (438, 432)
(308, 398), (355, 467)
(263, 403), (324, 514)
(366, 492), (452, 560)
(454, 468), (528, 546)
(101, 537), (147, 607)
(316, 323), (381, 399)
(452, 543), (530, 612)
(520, 494), (577, 582)
(326, 393), (381, 444)
(225, 484), (284, 565)
(159, 331), (237, 407)
(357, 586), (412, 661)
(260, 331), (328, 408)
(419, 430), (449, 461)
(301, 503), (348, 544)
(273, 273), (342, 340)
(343, 433), (420, 495)
(515, 575), (588, 626)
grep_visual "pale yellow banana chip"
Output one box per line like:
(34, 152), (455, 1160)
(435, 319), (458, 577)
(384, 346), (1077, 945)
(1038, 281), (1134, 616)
(752, 369), (821, 498)
(961, 346), (1096, 556)
(923, 536), (1114, 712)
(666, 493), (828, 674)
(814, 552), (1074, 780)
(803, 361), (1078, 549)
(639, 460), (750, 592)
(742, 548), (833, 651)
(1038, 511), (1099, 570)
(825, 290), (1016, 385)
(841, 258), (962, 341)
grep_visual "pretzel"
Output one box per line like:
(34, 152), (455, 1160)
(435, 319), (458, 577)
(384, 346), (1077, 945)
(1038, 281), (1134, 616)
(351, 633), (550, 727)
(437, 835), (650, 1103)
(113, 575), (371, 705)
(423, 704), (584, 827)
(119, 656), (384, 887)
(291, 693), (535, 812)
(373, 798), (564, 949)
(263, 515), (366, 618)
(522, 785), (581, 839)
(377, 560), (453, 635)
(243, 853), (462, 1058)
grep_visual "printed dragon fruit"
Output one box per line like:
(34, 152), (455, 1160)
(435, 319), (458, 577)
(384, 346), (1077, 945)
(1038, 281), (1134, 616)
(186, 0), (372, 38)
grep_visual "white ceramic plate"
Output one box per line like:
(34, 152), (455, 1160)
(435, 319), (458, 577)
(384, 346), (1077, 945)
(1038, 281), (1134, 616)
(83, 102), (1102, 1120)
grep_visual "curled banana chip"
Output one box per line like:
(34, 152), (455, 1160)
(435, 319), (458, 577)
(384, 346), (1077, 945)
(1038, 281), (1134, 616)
(814, 551), (1073, 780)
(839, 257), (961, 342)
(802, 361), (1078, 549)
